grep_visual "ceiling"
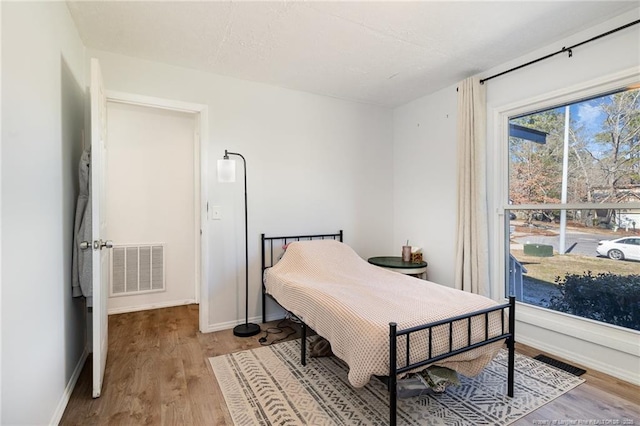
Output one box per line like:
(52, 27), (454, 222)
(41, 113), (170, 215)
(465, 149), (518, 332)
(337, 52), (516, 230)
(66, 1), (639, 108)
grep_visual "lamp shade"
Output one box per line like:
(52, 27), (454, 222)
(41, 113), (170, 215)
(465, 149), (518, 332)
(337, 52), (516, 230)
(217, 158), (236, 183)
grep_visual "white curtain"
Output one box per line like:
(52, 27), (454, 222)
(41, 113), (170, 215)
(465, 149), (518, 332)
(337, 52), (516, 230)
(454, 76), (489, 296)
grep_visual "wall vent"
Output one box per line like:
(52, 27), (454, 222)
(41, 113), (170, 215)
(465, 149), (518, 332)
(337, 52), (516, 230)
(110, 243), (165, 297)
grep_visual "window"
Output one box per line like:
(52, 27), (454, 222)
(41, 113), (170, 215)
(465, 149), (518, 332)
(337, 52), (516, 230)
(505, 86), (640, 332)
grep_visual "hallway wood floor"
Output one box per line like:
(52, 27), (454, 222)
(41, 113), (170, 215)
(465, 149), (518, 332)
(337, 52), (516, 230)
(61, 305), (639, 425)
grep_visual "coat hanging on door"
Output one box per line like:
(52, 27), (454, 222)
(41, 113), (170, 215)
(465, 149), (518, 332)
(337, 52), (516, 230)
(72, 149), (93, 307)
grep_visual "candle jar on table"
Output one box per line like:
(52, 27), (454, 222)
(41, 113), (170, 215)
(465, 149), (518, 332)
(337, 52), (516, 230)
(402, 246), (411, 262)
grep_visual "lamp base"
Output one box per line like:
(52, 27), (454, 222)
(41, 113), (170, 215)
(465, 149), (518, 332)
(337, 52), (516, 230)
(233, 322), (261, 337)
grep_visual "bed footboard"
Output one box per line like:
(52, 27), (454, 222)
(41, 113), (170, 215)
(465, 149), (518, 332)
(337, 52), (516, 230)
(388, 296), (516, 426)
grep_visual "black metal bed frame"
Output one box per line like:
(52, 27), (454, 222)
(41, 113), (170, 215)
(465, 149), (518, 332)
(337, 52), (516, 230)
(261, 231), (515, 426)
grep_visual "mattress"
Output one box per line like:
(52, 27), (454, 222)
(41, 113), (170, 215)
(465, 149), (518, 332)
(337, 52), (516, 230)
(264, 239), (504, 388)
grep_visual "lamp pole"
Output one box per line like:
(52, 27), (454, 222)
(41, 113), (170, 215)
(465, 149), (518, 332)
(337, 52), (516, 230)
(221, 150), (261, 337)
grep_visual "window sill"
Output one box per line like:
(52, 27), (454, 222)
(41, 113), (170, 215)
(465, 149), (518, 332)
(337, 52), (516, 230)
(514, 301), (639, 357)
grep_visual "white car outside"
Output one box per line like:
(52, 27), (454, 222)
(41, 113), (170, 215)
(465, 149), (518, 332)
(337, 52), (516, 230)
(596, 237), (640, 261)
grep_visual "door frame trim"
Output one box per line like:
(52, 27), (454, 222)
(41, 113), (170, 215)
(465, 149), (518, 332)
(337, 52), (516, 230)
(105, 90), (209, 333)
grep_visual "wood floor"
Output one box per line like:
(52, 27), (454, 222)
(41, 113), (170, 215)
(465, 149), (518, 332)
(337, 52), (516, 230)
(61, 305), (640, 425)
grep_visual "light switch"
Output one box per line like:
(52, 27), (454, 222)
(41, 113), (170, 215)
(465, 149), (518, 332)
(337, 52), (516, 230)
(210, 206), (221, 220)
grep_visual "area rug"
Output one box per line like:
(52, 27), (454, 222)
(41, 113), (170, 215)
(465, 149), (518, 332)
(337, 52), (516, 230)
(209, 339), (584, 425)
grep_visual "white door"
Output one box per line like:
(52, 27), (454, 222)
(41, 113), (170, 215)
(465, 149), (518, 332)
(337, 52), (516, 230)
(90, 58), (111, 398)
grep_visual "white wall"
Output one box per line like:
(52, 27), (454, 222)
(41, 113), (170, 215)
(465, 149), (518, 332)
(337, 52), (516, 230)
(393, 8), (640, 384)
(1, 2), (4, 421)
(88, 49), (395, 329)
(106, 102), (197, 313)
(0, 2), (4, 423)
(1, 2), (87, 424)
(393, 85), (458, 286)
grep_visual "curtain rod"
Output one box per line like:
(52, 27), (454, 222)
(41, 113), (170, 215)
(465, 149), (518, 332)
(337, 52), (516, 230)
(479, 19), (640, 85)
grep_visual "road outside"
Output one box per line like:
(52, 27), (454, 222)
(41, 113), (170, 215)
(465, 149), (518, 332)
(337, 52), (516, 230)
(511, 221), (640, 257)
(512, 225), (628, 257)
(509, 220), (640, 307)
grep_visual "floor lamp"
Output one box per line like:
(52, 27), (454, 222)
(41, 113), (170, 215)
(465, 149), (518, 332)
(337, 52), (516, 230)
(218, 149), (261, 337)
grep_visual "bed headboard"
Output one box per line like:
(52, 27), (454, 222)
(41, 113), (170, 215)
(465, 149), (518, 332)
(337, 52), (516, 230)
(261, 230), (343, 322)
(261, 230), (343, 270)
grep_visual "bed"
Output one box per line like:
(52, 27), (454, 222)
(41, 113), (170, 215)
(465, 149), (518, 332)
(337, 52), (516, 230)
(261, 231), (515, 426)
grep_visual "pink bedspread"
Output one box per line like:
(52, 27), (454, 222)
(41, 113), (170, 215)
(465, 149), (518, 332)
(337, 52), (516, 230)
(264, 240), (505, 388)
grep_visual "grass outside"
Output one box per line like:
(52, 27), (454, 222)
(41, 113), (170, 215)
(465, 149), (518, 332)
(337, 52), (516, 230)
(511, 249), (640, 285)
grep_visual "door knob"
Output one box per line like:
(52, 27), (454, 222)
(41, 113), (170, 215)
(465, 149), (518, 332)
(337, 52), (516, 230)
(92, 240), (114, 250)
(80, 241), (91, 250)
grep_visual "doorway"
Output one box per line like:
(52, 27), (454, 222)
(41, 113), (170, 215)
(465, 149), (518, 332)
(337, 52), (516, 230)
(103, 92), (208, 330)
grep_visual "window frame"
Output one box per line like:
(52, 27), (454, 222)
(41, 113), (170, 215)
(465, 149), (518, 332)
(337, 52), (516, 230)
(491, 67), (640, 357)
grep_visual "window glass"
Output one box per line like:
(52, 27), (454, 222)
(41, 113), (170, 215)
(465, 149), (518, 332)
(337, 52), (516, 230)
(506, 86), (640, 332)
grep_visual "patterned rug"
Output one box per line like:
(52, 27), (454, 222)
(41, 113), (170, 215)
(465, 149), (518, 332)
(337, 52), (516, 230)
(209, 339), (584, 425)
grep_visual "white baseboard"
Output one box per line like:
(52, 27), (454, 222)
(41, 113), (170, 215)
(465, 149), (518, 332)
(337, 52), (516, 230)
(517, 333), (640, 386)
(201, 313), (287, 333)
(108, 299), (196, 315)
(50, 347), (88, 425)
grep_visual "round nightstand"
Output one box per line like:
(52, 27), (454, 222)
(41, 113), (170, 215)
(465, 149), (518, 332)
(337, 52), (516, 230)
(367, 256), (428, 279)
